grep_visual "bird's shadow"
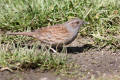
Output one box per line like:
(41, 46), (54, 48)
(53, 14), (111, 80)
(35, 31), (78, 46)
(57, 44), (95, 54)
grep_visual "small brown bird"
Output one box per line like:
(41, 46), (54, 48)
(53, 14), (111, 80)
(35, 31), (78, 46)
(7, 18), (87, 47)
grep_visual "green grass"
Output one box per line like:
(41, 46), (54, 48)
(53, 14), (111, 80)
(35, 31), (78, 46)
(0, 42), (68, 71)
(0, 0), (120, 79)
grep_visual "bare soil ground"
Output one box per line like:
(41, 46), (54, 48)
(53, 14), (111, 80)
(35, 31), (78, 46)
(0, 37), (120, 80)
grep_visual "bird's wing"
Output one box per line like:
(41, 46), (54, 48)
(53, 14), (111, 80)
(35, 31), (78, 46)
(34, 25), (72, 45)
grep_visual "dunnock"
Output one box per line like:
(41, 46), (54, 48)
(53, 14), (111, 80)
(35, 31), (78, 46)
(7, 18), (86, 47)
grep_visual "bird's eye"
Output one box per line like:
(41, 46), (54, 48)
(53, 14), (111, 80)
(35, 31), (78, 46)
(75, 21), (79, 24)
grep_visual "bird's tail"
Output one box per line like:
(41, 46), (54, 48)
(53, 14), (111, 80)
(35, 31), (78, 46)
(6, 32), (35, 37)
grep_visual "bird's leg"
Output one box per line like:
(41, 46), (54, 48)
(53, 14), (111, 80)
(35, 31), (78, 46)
(49, 45), (58, 53)
(50, 47), (57, 53)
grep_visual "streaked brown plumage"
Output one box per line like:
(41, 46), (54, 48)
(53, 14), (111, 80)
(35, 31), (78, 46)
(7, 18), (86, 47)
